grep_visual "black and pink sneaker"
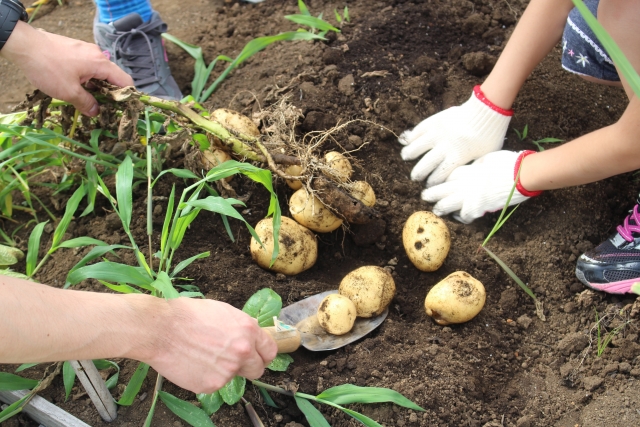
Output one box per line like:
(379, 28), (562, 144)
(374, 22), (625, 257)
(575, 204), (640, 294)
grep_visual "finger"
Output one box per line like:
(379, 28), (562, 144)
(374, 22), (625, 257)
(425, 157), (462, 188)
(255, 327), (278, 365)
(431, 193), (464, 218)
(409, 147), (444, 181)
(237, 351), (267, 380)
(69, 86), (100, 117)
(421, 180), (458, 203)
(93, 60), (135, 88)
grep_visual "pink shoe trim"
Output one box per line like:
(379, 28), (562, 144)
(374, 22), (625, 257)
(102, 50), (111, 60)
(587, 279), (636, 294)
(162, 39), (169, 63)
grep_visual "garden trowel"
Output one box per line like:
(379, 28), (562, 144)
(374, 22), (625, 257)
(263, 290), (388, 352)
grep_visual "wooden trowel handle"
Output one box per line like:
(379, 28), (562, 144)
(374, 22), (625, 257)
(262, 326), (302, 353)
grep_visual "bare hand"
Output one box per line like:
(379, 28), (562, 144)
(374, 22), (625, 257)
(1, 21), (133, 116)
(143, 298), (278, 394)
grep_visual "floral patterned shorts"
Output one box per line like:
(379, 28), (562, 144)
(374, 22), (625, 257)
(561, 0), (620, 82)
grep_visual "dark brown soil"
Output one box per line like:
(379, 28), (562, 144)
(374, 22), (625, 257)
(2, 1), (640, 427)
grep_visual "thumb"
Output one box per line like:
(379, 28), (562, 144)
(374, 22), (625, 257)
(70, 87), (100, 117)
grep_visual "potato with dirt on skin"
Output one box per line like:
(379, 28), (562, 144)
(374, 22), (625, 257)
(289, 188), (343, 233)
(348, 181), (376, 207)
(424, 271), (486, 325)
(339, 266), (396, 318)
(317, 294), (358, 335)
(324, 151), (353, 182)
(250, 217), (317, 275)
(285, 164), (303, 190)
(211, 108), (261, 137)
(402, 211), (450, 272)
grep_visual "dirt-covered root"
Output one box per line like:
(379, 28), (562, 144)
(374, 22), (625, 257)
(311, 177), (380, 224)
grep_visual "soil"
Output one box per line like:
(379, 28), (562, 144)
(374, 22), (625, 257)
(2, 1), (640, 427)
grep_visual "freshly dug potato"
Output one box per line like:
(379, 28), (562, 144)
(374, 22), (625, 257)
(317, 294), (357, 335)
(285, 164), (303, 190)
(211, 108), (260, 137)
(424, 271), (486, 325)
(402, 211), (450, 272)
(289, 188), (343, 233)
(349, 181), (376, 207)
(339, 266), (395, 317)
(250, 217), (317, 275)
(324, 151), (353, 182)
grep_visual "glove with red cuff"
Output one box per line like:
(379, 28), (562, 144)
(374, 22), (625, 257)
(400, 85), (513, 187)
(421, 150), (543, 224)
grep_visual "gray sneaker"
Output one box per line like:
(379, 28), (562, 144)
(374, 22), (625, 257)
(94, 12), (183, 100)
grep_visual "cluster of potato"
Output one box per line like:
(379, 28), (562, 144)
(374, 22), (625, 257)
(250, 151), (376, 275)
(402, 211), (486, 325)
(317, 266), (396, 335)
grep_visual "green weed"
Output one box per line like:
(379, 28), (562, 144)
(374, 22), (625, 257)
(513, 124), (563, 151)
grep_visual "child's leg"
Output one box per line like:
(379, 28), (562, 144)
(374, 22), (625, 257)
(561, 0), (622, 86)
(94, 0), (153, 24)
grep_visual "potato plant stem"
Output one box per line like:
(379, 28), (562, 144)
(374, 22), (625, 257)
(145, 110), (154, 266)
(68, 109), (80, 140)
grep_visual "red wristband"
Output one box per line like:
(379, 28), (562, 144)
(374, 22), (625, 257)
(473, 85), (514, 117)
(514, 150), (543, 197)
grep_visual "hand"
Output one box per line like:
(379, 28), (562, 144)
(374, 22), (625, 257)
(1, 22), (133, 116)
(399, 86), (513, 187)
(422, 150), (539, 224)
(144, 298), (277, 394)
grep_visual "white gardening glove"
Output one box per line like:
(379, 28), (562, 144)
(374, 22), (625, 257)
(400, 85), (513, 187)
(422, 150), (542, 224)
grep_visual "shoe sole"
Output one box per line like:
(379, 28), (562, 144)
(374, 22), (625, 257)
(575, 268), (635, 294)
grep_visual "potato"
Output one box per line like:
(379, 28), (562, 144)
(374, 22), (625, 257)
(285, 164), (303, 190)
(349, 181), (375, 207)
(250, 217), (317, 275)
(317, 294), (357, 335)
(339, 266), (395, 317)
(202, 148), (233, 181)
(289, 188), (343, 233)
(324, 151), (353, 182)
(402, 211), (450, 272)
(211, 108), (260, 137)
(424, 271), (486, 325)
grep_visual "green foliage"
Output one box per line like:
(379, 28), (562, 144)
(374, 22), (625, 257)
(513, 124), (563, 152)
(158, 391), (216, 427)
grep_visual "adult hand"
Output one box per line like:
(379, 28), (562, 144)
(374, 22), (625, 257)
(1, 21), (133, 116)
(144, 298), (278, 394)
(399, 86), (513, 187)
(422, 150), (541, 224)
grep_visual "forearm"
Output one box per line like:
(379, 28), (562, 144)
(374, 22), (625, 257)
(482, 0), (575, 109)
(0, 277), (165, 364)
(520, 98), (640, 190)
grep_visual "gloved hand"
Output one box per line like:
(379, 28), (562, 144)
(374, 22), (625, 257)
(422, 150), (542, 224)
(399, 85), (513, 187)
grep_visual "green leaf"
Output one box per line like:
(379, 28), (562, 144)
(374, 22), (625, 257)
(294, 396), (331, 427)
(161, 185), (176, 254)
(0, 373), (38, 391)
(316, 384), (425, 411)
(151, 271), (180, 299)
(169, 208), (201, 251)
(65, 244), (130, 285)
(93, 359), (120, 389)
(171, 252), (210, 277)
(81, 158), (99, 217)
(116, 156), (134, 233)
(57, 237), (108, 249)
(197, 391), (224, 416)
(51, 184), (86, 250)
(218, 376), (245, 405)
(67, 262), (154, 291)
(117, 362), (150, 406)
(0, 244), (24, 266)
(285, 15), (340, 32)
(158, 391), (216, 427)
(344, 5), (350, 22)
(0, 269), (30, 279)
(26, 221), (47, 277)
(63, 361), (76, 401)
(0, 394), (30, 423)
(267, 353), (293, 372)
(242, 288), (282, 327)
(631, 282), (640, 295)
(15, 363), (37, 373)
(297, 0), (310, 15)
(258, 386), (278, 408)
(152, 168), (199, 188)
(99, 280), (142, 294)
(482, 246), (537, 301)
(338, 406), (382, 427)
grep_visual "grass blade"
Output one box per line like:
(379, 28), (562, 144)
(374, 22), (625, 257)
(57, 237), (108, 249)
(150, 271), (180, 299)
(158, 391), (216, 427)
(116, 156), (134, 233)
(297, 0), (310, 15)
(316, 384), (424, 411)
(117, 362), (150, 406)
(285, 15), (340, 32)
(62, 361), (75, 401)
(51, 184), (86, 250)
(0, 394), (30, 423)
(67, 262), (154, 290)
(171, 251), (210, 277)
(26, 222), (47, 277)
(294, 396), (330, 427)
(0, 373), (38, 391)
(482, 246), (536, 300)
